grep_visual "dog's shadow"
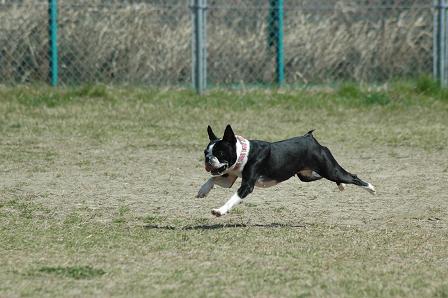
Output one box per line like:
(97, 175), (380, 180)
(143, 222), (306, 230)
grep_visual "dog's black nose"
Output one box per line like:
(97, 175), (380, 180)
(205, 156), (210, 163)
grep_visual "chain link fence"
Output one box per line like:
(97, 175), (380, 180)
(283, 1), (432, 84)
(0, 1), (49, 83)
(0, 0), (434, 87)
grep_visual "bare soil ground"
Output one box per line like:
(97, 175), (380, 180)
(6, 143), (447, 229)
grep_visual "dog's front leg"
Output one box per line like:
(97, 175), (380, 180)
(196, 178), (215, 198)
(196, 175), (237, 198)
(211, 192), (242, 217)
(211, 169), (257, 217)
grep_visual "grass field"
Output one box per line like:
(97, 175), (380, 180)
(0, 81), (447, 297)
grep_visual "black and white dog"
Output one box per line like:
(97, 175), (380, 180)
(197, 125), (376, 217)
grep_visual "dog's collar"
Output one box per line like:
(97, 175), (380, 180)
(230, 135), (250, 172)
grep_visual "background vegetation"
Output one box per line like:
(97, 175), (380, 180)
(0, 0), (432, 85)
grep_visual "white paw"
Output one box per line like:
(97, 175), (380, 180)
(364, 183), (376, 195)
(338, 183), (346, 191)
(211, 208), (226, 217)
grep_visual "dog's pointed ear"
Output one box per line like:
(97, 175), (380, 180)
(223, 124), (237, 143)
(207, 125), (218, 141)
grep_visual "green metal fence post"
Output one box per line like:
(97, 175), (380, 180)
(434, 0), (448, 87)
(434, 0), (439, 81)
(268, 0), (285, 86)
(191, 0), (207, 94)
(275, 0), (285, 86)
(48, 0), (58, 86)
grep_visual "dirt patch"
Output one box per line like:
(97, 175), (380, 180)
(3, 138), (447, 230)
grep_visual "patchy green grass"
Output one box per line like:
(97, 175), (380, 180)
(37, 266), (106, 280)
(0, 83), (447, 297)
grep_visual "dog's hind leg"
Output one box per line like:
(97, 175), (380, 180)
(316, 147), (376, 195)
(297, 170), (323, 182)
(298, 170), (345, 192)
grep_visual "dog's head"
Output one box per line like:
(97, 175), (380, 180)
(203, 125), (237, 176)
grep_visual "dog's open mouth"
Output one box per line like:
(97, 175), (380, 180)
(205, 163), (227, 175)
(211, 166), (227, 175)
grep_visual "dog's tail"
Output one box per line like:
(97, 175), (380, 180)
(305, 129), (320, 144)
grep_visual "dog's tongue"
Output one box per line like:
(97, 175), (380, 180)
(205, 163), (212, 172)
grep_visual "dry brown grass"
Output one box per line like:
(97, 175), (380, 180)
(0, 0), (432, 85)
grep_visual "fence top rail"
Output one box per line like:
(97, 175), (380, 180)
(0, 2), (433, 10)
(207, 4), (431, 9)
